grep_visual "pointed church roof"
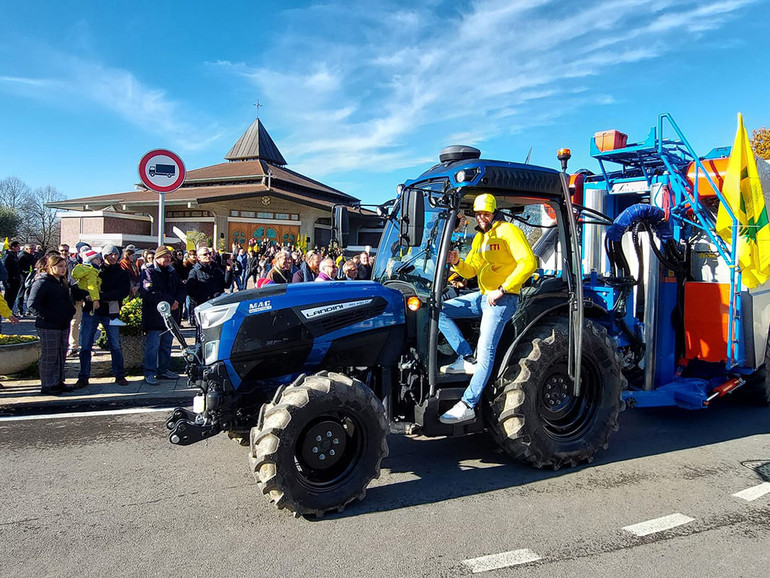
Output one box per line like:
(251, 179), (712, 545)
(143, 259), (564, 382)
(225, 119), (287, 166)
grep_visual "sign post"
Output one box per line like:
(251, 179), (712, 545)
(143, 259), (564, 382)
(138, 149), (186, 246)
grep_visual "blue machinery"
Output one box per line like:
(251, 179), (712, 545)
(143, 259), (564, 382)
(581, 114), (750, 410)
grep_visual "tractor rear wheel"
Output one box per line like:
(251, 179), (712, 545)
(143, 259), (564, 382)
(249, 371), (388, 517)
(485, 318), (625, 469)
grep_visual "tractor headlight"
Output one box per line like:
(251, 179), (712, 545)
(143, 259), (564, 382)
(197, 302), (239, 330)
(203, 340), (220, 365)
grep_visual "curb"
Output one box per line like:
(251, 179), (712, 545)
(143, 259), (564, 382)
(0, 390), (196, 417)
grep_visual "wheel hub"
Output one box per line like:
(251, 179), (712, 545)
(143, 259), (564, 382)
(300, 420), (347, 470)
(544, 375), (571, 411)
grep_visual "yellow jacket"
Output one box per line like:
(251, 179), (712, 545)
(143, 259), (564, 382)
(453, 220), (537, 295)
(71, 264), (102, 301)
(0, 292), (12, 319)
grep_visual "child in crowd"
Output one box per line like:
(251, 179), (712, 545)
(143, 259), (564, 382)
(71, 250), (103, 314)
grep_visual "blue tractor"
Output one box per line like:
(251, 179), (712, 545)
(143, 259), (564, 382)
(163, 115), (770, 517)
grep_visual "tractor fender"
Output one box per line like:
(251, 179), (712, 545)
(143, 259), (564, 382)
(495, 295), (610, 381)
(495, 302), (568, 381)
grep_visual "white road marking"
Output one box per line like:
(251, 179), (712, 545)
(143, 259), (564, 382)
(732, 482), (770, 502)
(623, 513), (695, 537)
(462, 549), (542, 573)
(0, 407), (176, 422)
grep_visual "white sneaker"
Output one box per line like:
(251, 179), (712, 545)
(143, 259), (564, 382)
(439, 401), (476, 424)
(440, 356), (477, 374)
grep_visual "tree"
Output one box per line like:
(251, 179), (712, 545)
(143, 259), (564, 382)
(752, 127), (770, 160)
(0, 206), (22, 239)
(21, 185), (64, 249)
(0, 176), (31, 212)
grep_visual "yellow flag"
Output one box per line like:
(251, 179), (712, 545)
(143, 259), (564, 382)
(716, 113), (770, 288)
(2, 237), (8, 251)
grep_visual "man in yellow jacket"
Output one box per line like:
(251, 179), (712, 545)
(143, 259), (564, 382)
(439, 193), (537, 425)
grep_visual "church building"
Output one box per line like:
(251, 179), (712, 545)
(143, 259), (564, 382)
(53, 120), (382, 251)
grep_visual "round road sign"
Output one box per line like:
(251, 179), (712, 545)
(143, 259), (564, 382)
(139, 149), (186, 193)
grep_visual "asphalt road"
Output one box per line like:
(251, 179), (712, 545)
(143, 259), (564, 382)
(1, 402), (769, 578)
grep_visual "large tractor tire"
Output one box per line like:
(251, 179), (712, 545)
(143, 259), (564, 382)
(485, 318), (625, 470)
(741, 338), (770, 406)
(249, 371), (388, 517)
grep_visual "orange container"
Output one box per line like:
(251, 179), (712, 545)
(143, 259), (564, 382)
(684, 282), (729, 363)
(594, 130), (628, 151)
(686, 157), (729, 198)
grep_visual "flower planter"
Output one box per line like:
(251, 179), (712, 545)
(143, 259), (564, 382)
(0, 339), (41, 375)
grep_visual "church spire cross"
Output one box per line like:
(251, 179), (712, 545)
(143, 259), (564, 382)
(253, 100), (263, 119)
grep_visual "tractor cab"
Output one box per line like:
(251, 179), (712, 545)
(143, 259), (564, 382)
(360, 146), (594, 436)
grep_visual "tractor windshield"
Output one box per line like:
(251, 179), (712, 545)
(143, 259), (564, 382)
(372, 190), (448, 294)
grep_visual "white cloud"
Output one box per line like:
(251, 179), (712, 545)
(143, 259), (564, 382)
(0, 76), (52, 86)
(212, 0), (756, 178)
(1, 50), (220, 153)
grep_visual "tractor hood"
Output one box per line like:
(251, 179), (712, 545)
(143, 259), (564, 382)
(196, 281), (407, 389)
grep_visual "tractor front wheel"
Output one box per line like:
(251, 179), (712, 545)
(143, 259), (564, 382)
(486, 318), (625, 469)
(249, 371), (388, 517)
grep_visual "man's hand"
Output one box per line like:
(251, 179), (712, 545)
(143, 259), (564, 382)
(487, 288), (505, 306)
(171, 301), (179, 310)
(447, 249), (460, 266)
(8, 315), (20, 324)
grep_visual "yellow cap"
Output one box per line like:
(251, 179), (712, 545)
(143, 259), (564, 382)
(473, 193), (496, 213)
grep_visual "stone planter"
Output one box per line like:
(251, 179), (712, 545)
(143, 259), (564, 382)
(0, 339), (41, 376)
(90, 332), (146, 377)
(121, 333), (146, 373)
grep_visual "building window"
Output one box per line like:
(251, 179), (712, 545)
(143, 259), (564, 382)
(275, 213), (290, 220)
(290, 214), (299, 220)
(231, 210), (239, 217)
(232, 230), (246, 245)
(257, 212), (272, 219)
(241, 210), (256, 218)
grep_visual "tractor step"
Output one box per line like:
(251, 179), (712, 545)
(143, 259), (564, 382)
(415, 388), (485, 437)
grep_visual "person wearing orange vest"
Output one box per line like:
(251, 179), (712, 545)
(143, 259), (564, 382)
(438, 193), (537, 425)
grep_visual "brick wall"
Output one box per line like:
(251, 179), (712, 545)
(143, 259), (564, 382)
(59, 218), (81, 248)
(104, 216), (150, 236)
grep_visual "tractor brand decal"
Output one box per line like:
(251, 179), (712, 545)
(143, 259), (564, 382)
(248, 300), (272, 314)
(300, 299), (372, 319)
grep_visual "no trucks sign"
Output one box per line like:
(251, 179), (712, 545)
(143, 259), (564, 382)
(139, 149), (186, 193)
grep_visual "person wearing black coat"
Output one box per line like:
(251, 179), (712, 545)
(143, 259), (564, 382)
(2, 241), (22, 314)
(27, 255), (76, 395)
(139, 246), (186, 385)
(16, 245), (36, 315)
(186, 247), (231, 314)
(76, 245), (131, 388)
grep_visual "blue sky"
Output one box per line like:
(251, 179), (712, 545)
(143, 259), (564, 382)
(1, 0), (768, 205)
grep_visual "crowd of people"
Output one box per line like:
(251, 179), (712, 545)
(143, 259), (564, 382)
(0, 237), (375, 395)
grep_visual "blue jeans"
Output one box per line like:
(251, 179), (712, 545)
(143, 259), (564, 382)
(144, 329), (173, 378)
(79, 313), (124, 379)
(438, 291), (518, 407)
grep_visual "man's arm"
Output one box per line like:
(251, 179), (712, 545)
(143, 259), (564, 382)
(450, 235), (483, 279)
